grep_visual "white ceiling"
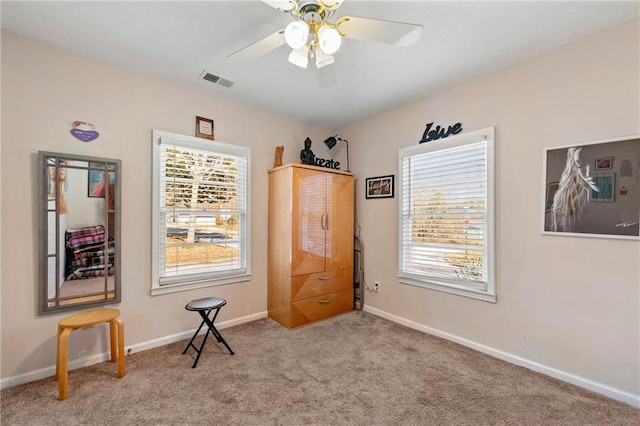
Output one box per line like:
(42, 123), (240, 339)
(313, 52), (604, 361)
(2, 1), (638, 130)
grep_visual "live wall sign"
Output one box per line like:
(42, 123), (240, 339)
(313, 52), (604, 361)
(419, 122), (462, 143)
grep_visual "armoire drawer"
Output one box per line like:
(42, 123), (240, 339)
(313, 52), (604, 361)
(289, 289), (353, 328)
(291, 268), (353, 301)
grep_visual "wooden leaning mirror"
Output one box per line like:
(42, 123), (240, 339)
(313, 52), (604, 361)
(38, 152), (121, 314)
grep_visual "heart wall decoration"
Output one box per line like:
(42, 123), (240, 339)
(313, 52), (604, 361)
(70, 121), (99, 142)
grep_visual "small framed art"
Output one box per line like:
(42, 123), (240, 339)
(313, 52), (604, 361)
(366, 175), (394, 199)
(88, 169), (115, 198)
(589, 173), (615, 202)
(594, 157), (612, 171)
(195, 116), (214, 140)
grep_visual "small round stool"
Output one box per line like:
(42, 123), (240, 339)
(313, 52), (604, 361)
(182, 297), (234, 368)
(56, 308), (125, 400)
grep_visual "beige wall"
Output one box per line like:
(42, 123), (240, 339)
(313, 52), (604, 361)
(0, 31), (332, 383)
(1, 18), (639, 404)
(344, 19), (639, 399)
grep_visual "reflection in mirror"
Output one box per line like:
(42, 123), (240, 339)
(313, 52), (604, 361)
(38, 152), (121, 314)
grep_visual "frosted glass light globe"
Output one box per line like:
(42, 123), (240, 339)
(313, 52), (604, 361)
(318, 25), (341, 55)
(285, 21), (309, 50)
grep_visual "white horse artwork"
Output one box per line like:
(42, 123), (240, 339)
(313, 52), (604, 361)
(550, 147), (600, 232)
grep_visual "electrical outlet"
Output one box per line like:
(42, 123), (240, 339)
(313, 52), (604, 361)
(374, 280), (381, 293)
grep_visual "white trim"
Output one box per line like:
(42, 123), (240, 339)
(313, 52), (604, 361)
(0, 311), (267, 390)
(157, 130), (252, 158)
(363, 305), (639, 408)
(398, 275), (497, 303)
(150, 273), (252, 296)
(151, 129), (252, 295)
(398, 126), (496, 302)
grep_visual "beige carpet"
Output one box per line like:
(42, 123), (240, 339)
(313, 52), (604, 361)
(2, 311), (638, 425)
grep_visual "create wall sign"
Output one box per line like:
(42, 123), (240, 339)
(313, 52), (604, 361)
(419, 122), (462, 144)
(312, 158), (341, 169)
(300, 137), (341, 170)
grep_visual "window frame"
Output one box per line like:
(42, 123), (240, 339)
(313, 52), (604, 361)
(151, 130), (251, 296)
(398, 127), (496, 303)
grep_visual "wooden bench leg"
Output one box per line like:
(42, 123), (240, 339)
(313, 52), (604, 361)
(55, 324), (63, 380)
(110, 318), (126, 378)
(57, 327), (73, 401)
(109, 318), (117, 362)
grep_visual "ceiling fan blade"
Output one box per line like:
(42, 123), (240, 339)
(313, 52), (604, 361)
(317, 62), (337, 88)
(227, 30), (286, 60)
(261, 0), (295, 12)
(338, 16), (423, 47)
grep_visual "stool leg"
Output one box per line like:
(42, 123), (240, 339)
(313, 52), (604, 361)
(113, 318), (125, 378)
(58, 327), (73, 401)
(56, 324), (63, 380)
(109, 319), (118, 362)
(182, 317), (207, 355)
(200, 308), (234, 355)
(191, 318), (214, 368)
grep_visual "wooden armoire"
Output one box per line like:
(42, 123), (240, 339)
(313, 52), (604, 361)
(268, 163), (354, 328)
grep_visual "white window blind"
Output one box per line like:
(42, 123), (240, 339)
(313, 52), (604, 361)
(398, 127), (495, 302)
(151, 130), (251, 295)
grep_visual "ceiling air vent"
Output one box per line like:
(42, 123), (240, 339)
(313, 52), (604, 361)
(200, 71), (234, 89)
(217, 78), (234, 88)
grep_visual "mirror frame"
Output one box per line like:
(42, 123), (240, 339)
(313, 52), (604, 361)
(38, 151), (122, 315)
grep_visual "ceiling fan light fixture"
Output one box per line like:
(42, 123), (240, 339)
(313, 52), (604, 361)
(288, 46), (309, 68)
(317, 25), (341, 54)
(231, 0), (423, 84)
(315, 48), (335, 69)
(284, 21), (309, 49)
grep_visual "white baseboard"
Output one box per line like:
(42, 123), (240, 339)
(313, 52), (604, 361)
(363, 305), (640, 408)
(0, 311), (268, 390)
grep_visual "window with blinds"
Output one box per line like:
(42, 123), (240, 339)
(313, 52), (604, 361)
(151, 130), (251, 295)
(398, 127), (495, 302)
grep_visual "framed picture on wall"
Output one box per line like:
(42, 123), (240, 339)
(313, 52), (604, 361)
(366, 175), (394, 199)
(195, 116), (214, 140)
(542, 135), (639, 239)
(594, 157), (613, 171)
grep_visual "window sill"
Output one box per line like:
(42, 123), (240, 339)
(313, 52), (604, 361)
(399, 275), (496, 303)
(151, 273), (251, 296)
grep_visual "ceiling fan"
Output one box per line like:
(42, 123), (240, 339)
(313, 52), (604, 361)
(227, 0), (423, 76)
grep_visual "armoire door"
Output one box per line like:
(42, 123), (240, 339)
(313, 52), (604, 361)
(325, 173), (354, 271)
(291, 167), (326, 276)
